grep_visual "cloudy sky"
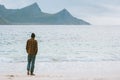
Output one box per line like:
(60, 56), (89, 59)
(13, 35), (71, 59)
(0, 0), (120, 25)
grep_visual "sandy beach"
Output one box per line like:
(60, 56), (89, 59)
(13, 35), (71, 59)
(1, 26), (120, 80)
(0, 61), (120, 80)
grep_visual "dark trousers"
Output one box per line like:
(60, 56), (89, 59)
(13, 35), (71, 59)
(27, 55), (36, 73)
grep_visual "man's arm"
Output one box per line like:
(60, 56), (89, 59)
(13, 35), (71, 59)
(26, 40), (29, 53)
(35, 40), (38, 55)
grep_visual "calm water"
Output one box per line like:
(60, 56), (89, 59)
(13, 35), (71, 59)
(0, 25), (120, 63)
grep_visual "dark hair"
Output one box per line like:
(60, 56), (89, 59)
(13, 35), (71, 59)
(31, 33), (35, 38)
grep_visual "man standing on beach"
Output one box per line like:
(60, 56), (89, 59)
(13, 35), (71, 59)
(26, 33), (38, 75)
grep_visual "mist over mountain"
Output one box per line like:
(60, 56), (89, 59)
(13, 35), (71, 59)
(0, 3), (90, 25)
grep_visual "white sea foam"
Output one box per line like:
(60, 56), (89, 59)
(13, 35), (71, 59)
(0, 25), (120, 63)
(0, 57), (13, 63)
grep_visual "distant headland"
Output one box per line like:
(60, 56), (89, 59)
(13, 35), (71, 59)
(0, 3), (90, 25)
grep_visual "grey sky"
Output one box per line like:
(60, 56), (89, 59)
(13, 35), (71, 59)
(0, 0), (120, 25)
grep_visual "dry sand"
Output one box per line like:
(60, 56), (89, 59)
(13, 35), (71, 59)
(0, 61), (120, 80)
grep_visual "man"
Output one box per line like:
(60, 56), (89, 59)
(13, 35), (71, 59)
(26, 33), (38, 75)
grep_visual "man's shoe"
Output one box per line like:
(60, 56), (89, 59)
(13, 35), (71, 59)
(27, 71), (29, 75)
(30, 73), (35, 76)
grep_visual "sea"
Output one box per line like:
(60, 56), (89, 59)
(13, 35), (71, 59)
(0, 25), (120, 63)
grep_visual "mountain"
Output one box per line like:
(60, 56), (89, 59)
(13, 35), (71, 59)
(0, 3), (90, 25)
(0, 17), (9, 25)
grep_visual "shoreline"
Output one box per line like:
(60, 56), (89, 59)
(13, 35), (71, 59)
(0, 61), (120, 80)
